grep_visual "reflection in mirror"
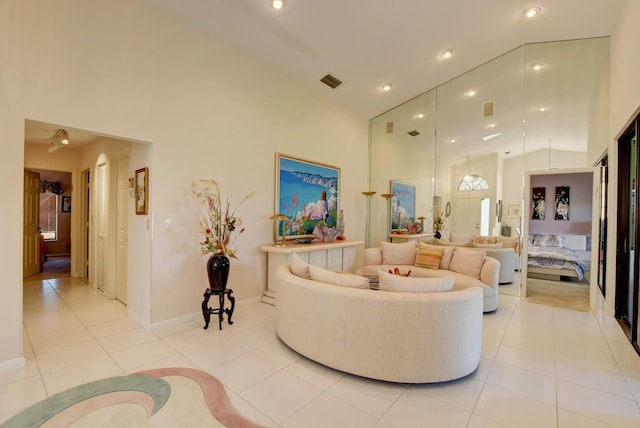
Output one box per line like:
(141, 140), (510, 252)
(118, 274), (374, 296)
(368, 37), (610, 299)
(368, 89), (436, 247)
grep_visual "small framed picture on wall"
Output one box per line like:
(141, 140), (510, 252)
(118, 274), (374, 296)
(135, 167), (149, 215)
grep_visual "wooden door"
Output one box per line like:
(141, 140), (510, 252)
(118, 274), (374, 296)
(23, 170), (40, 277)
(115, 158), (128, 304)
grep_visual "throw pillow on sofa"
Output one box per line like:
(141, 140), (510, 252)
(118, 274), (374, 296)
(414, 247), (443, 269)
(377, 270), (455, 293)
(497, 235), (519, 252)
(381, 241), (416, 265)
(290, 253), (311, 279)
(470, 242), (503, 249)
(418, 242), (455, 270)
(472, 235), (498, 244)
(450, 233), (473, 245)
(449, 247), (486, 279)
(308, 265), (370, 289)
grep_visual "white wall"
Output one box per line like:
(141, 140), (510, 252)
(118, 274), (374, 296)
(606, 0), (640, 314)
(0, 0), (368, 368)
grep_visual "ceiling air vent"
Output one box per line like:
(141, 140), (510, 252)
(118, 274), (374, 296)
(483, 101), (494, 117)
(407, 130), (420, 137)
(320, 74), (342, 89)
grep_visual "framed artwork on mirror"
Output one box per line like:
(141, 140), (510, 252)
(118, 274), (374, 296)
(390, 181), (415, 230)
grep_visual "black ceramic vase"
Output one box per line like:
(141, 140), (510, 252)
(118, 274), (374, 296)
(207, 254), (230, 292)
(202, 253), (235, 330)
(434, 231), (441, 239)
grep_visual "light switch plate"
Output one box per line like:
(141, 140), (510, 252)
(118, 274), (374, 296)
(165, 219), (173, 230)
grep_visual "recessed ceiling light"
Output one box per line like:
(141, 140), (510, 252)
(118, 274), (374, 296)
(449, 138), (456, 143)
(268, 0), (286, 10)
(440, 49), (454, 60)
(381, 83), (392, 92)
(488, 122), (497, 128)
(481, 132), (502, 142)
(417, 113), (424, 118)
(524, 6), (541, 18)
(466, 89), (477, 97)
(532, 63), (545, 71)
(539, 106), (549, 112)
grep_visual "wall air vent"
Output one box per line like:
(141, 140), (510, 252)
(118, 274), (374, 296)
(387, 122), (394, 133)
(407, 130), (420, 137)
(320, 74), (342, 89)
(483, 101), (494, 117)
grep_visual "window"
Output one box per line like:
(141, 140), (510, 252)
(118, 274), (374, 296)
(40, 193), (58, 241)
(457, 174), (490, 191)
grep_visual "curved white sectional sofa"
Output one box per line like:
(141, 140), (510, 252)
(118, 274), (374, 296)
(275, 263), (483, 383)
(362, 247), (500, 312)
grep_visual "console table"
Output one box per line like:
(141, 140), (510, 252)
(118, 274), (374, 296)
(259, 240), (364, 305)
(388, 233), (432, 243)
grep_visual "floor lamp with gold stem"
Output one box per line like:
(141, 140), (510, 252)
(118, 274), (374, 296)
(361, 191), (376, 247)
(380, 193), (393, 241)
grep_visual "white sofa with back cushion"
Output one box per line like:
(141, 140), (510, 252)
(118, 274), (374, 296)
(362, 241), (499, 312)
(276, 260), (484, 383)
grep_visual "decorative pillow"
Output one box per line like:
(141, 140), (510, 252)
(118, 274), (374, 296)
(532, 234), (565, 248)
(377, 270), (455, 293)
(497, 235), (519, 252)
(308, 265), (369, 289)
(414, 248), (443, 269)
(418, 242), (455, 269)
(290, 253), (311, 279)
(470, 242), (503, 249)
(472, 235), (498, 244)
(381, 241), (416, 265)
(450, 233), (473, 244)
(435, 238), (465, 247)
(449, 247), (486, 279)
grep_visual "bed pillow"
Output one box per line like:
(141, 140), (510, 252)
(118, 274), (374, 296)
(414, 247), (443, 269)
(533, 234), (565, 248)
(449, 247), (486, 279)
(381, 241), (416, 265)
(308, 265), (369, 289)
(290, 253), (311, 279)
(418, 242), (455, 269)
(377, 270), (455, 293)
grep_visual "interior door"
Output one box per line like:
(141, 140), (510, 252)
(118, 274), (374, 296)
(115, 158), (128, 304)
(97, 164), (107, 292)
(453, 198), (481, 235)
(617, 116), (639, 353)
(23, 170), (40, 277)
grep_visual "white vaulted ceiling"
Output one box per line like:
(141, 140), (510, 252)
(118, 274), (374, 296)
(140, 0), (621, 119)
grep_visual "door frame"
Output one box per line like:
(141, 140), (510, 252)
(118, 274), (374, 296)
(521, 167), (599, 307)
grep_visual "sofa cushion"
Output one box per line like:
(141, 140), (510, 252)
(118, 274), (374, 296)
(308, 265), (369, 289)
(414, 247), (443, 269)
(470, 242), (503, 249)
(435, 238), (467, 247)
(497, 235), (519, 252)
(450, 233), (473, 244)
(418, 242), (455, 270)
(290, 253), (311, 279)
(472, 235), (498, 244)
(381, 241), (416, 265)
(450, 247), (486, 279)
(377, 270), (455, 293)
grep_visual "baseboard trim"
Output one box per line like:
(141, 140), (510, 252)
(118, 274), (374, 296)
(0, 356), (26, 374)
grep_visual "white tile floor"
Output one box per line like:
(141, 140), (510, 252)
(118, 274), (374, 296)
(1, 276), (640, 427)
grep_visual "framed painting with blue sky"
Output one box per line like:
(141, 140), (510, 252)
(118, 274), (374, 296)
(390, 180), (415, 230)
(276, 153), (340, 238)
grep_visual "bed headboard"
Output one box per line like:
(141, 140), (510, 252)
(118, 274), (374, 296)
(563, 234), (588, 251)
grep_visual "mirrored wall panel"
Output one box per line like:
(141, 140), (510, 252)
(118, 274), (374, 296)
(368, 37), (610, 281)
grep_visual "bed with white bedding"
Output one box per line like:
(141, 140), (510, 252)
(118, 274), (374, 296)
(527, 234), (589, 281)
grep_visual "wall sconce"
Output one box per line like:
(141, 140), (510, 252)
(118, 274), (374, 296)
(270, 214), (288, 246)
